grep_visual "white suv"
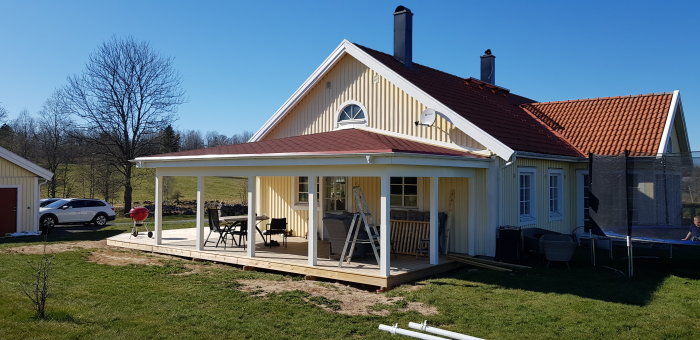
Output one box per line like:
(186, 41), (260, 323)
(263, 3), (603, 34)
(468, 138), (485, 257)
(39, 198), (117, 230)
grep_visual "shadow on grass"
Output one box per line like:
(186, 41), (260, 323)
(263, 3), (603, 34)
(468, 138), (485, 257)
(437, 245), (699, 306)
(0, 225), (126, 246)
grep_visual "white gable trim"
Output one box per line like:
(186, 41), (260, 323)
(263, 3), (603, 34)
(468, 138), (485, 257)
(0, 146), (53, 180)
(250, 40), (515, 160)
(657, 90), (680, 154)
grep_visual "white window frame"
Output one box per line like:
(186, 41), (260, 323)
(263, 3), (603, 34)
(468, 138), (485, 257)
(293, 176), (320, 210)
(335, 100), (368, 129)
(548, 169), (564, 221)
(518, 168), (537, 225)
(390, 177), (421, 209)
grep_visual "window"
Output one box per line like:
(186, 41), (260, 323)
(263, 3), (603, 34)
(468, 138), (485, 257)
(518, 168), (536, 224)
(296, 176), (319, 204)
(391, 177), (418, 208)
(324, 177), (347, 211)
(336, 101), (367, 127)
(548, 169), (563, 220)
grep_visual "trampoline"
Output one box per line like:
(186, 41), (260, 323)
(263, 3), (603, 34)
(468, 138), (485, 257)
(588, 152), (700, 276)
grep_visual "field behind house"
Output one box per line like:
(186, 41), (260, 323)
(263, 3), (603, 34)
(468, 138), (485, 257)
(1, 223), (699, 339)
(48, 165), (248, 208)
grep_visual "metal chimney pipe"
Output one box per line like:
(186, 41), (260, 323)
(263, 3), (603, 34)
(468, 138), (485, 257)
(480, 49), (495, 84)
(393, 5), (413, 67)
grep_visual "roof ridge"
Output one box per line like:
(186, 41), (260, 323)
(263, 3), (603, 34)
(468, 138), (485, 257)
(532, 92), (674, 106)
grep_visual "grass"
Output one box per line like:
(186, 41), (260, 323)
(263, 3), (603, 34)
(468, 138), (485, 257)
(1, 227), (699, 339)
(48, 165), (248, 205)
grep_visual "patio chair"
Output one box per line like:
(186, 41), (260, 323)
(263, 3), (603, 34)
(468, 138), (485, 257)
(229, 220), (248, 250)
(204, 208), (233, 249)
(263, 218), (288, 248)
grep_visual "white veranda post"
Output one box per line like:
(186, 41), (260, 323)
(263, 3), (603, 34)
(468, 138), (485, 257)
(154, 175), (163, 245)
(195, 176), (205, 251)
(308, 176), (317, 266)
(247, 176), (256, 257)
(380, 175), (391, 276)
(430, 177), (439, 264)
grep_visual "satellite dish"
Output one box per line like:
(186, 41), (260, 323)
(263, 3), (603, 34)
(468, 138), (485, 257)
(416, 108), (437, 127)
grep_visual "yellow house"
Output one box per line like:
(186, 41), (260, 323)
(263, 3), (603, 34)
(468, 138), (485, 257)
(118, 6), (690, 288)
(0, 146), (53, 235)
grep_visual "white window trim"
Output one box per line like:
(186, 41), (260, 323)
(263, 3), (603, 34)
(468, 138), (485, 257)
(518, 167), (537, 226)
(390, 177), (421, 209)
(335, 100), (368, 129)
(548, 169), (564, 221)
(292, 176), (319, 210)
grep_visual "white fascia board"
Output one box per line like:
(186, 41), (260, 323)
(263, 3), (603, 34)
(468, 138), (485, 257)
(250, 40), (351, 142)
(136, 152), (489, 169)
(249, 40), (514, 160)
(657, 90), (680, 154)
(0, 146), (53, 180)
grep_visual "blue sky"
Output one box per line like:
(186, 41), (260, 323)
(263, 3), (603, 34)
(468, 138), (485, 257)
(1, 1), (698, 148)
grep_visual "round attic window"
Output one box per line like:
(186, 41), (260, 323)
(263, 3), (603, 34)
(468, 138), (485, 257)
(337, 102), (367, 127)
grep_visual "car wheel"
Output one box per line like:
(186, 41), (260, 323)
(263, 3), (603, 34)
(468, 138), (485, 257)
(40, 216), (57, 233)
(94, 214), (108, 226)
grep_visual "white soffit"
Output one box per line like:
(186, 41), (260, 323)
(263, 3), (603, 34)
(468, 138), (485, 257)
(0, 146), (53, 180)
(249, 40), (514, 160)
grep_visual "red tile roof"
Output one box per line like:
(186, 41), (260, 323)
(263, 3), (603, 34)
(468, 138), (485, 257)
(356, 44), (584, 157)
(150, 129), (482, 158)
(521, 93), (673, 156)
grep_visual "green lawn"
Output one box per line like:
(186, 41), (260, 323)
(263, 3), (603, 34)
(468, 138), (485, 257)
(48, 165), (248, 206)
(1, 227), (699, 339)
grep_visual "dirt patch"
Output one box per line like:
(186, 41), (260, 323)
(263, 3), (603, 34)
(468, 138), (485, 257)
(2, 240), (108, 254)
(236, 279), (438, 316)
(87, 249), (167, 266)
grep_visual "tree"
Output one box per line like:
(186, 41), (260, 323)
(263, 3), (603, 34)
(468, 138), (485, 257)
(0, 103), (7, 124)
(205, 131), (229, 148)
(230, 130), (253, 145)
(36, 91), (75, 197)
(10, 110), (37, 159)
(159, 124), (180, 153)
(63, 36), (184, 213)
(180, 129), (204, 150)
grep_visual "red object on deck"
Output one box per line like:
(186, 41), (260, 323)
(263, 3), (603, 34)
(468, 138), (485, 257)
(129, 207), (149, 222)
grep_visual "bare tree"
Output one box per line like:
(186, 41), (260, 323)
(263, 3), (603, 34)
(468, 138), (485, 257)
(180, 129), (204, 150)
(63, 36), (184, 213)
(230, 130), (253, 144)
(10, 110), (37, 159)
(0, 103), (7, 124)
(205, 131), (230, 148)
(37, 91), (75, 197)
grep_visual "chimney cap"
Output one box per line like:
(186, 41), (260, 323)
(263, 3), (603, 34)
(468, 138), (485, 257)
(394, 5), (412, 15)
(482, 49), (494, 57)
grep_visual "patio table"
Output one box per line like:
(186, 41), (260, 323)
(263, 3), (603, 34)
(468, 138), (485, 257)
(219, 215), (270, 246)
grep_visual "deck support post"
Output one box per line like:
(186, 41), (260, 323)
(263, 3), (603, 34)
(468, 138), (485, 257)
(154, 175), (163, 245)
(430, 177), (439, 265)
(247, 176), (257, 257)
(195, 176), (205, 251)
(380, 175), (391, 276)
(308, 176), (317, 266)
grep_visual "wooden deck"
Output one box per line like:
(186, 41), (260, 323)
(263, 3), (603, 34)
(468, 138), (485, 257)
(106, 228), (461, 289)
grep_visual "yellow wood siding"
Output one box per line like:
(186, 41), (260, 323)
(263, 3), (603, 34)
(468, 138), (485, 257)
(472, 169), (490, 255)
(264, 55), (484, 150)
(0, 157), (38, 232)
(500, 158), (587, 234)
(258, 175), (472, 253)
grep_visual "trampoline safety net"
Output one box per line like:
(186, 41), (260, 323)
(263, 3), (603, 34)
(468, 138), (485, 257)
(588, 152), (700, 244)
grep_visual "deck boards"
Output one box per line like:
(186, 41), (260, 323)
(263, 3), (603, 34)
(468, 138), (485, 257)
(107, 228), (460, 288)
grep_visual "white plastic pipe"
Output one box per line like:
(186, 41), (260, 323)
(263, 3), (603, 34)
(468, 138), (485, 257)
(408, 321), (484, 340)
(378, 324), (449, 340)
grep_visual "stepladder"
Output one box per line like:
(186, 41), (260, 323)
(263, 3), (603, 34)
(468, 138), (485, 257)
(338, 187), (381, 267)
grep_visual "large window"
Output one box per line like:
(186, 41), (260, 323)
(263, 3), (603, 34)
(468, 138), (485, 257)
(336, 101), (367, 127)
(391, 177), (418, 208)
(519, 168), (536, 225)
(324, 177), (347, 211)
(548, 169), (563, 220)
